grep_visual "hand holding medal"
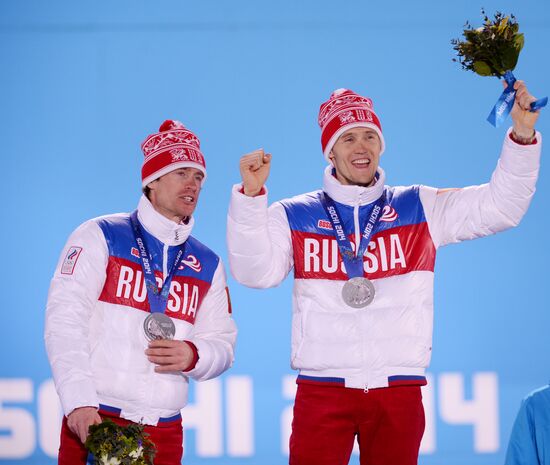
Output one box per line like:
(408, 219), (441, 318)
(451, 10), (547, 127)
(145, 339), (196, 373)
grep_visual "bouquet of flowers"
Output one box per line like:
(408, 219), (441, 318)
(452, 10), (523, 78)
(451, 10), (546, 127)
(85, 419), (156, 465)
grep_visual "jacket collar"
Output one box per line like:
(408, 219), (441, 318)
(322, 165), (386, 206)
(136, 195), (194, 246)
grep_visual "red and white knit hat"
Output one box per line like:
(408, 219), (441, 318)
(318, 88), (385, 161)
(141, 120), (207, 187)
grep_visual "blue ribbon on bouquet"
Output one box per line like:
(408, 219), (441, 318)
(487, 71), (548, 127)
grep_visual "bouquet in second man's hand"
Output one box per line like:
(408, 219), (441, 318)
(452, 10), (523, 78)
(451, 9), (547, 127)
(84, 419), (156, 465)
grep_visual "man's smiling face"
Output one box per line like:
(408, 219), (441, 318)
(329, 127), (381, 187)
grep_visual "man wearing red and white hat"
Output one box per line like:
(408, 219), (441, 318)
(46, 120), (236, 464)
(227, 84), (542, 464)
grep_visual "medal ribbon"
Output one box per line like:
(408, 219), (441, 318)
(487, 71), (548, 127)
(321, 193), (386, 279)
(130, 211), (185, 313)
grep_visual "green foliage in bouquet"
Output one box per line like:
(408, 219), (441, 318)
(451, 9), (524, 77)
(85, 419), (156, 465)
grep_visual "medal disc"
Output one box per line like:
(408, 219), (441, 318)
(342, 277), (375, 308)
(143, 313), (176, 341)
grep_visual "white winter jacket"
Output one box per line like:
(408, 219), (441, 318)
(227, 130), (540, 390)
(46, 196), (236, 425)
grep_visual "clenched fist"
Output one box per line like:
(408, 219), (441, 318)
(239, 149), (272, 197)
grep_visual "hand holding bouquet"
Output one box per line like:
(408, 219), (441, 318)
(451, 10), (547, 127)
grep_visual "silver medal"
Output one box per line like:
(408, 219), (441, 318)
(143, 313), (176, 341)
(342, 277), (375, 308)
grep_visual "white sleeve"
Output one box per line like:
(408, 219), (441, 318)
(226, 184), (294, 288)
(184, 260), (237, 382)
(44, 220), (108, 416)
(421, 129), (541, 249)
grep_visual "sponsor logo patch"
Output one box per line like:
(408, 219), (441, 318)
(61, 246), (83, 275)
(317, 219), (333, 230)
(131, 247), (140, 258)
(178, 254), (202, 272)
(380, 205), (398, 223)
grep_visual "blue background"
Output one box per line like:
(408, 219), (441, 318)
(1, 0), (549, 464)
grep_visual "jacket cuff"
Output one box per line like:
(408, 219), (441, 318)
(500, 128), (542, 174)
(182, 341), (199, 372)
(238, 186), (266, 196)
(59, 381), (100, 417)
(509, 130), (537, 145)
(229, 183), (269, 225)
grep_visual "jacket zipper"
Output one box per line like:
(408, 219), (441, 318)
(356, 195), (370, 393)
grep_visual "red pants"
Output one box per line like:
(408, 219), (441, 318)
(58, 415), (183, 465)
(289, 384), (425, 465)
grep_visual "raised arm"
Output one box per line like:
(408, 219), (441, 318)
(422, 80), (542, 247)
(227, 149), (294, 288)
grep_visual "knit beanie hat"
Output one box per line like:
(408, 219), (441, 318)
(318, 89), (385, 161)
(141, 120), (206, 187)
